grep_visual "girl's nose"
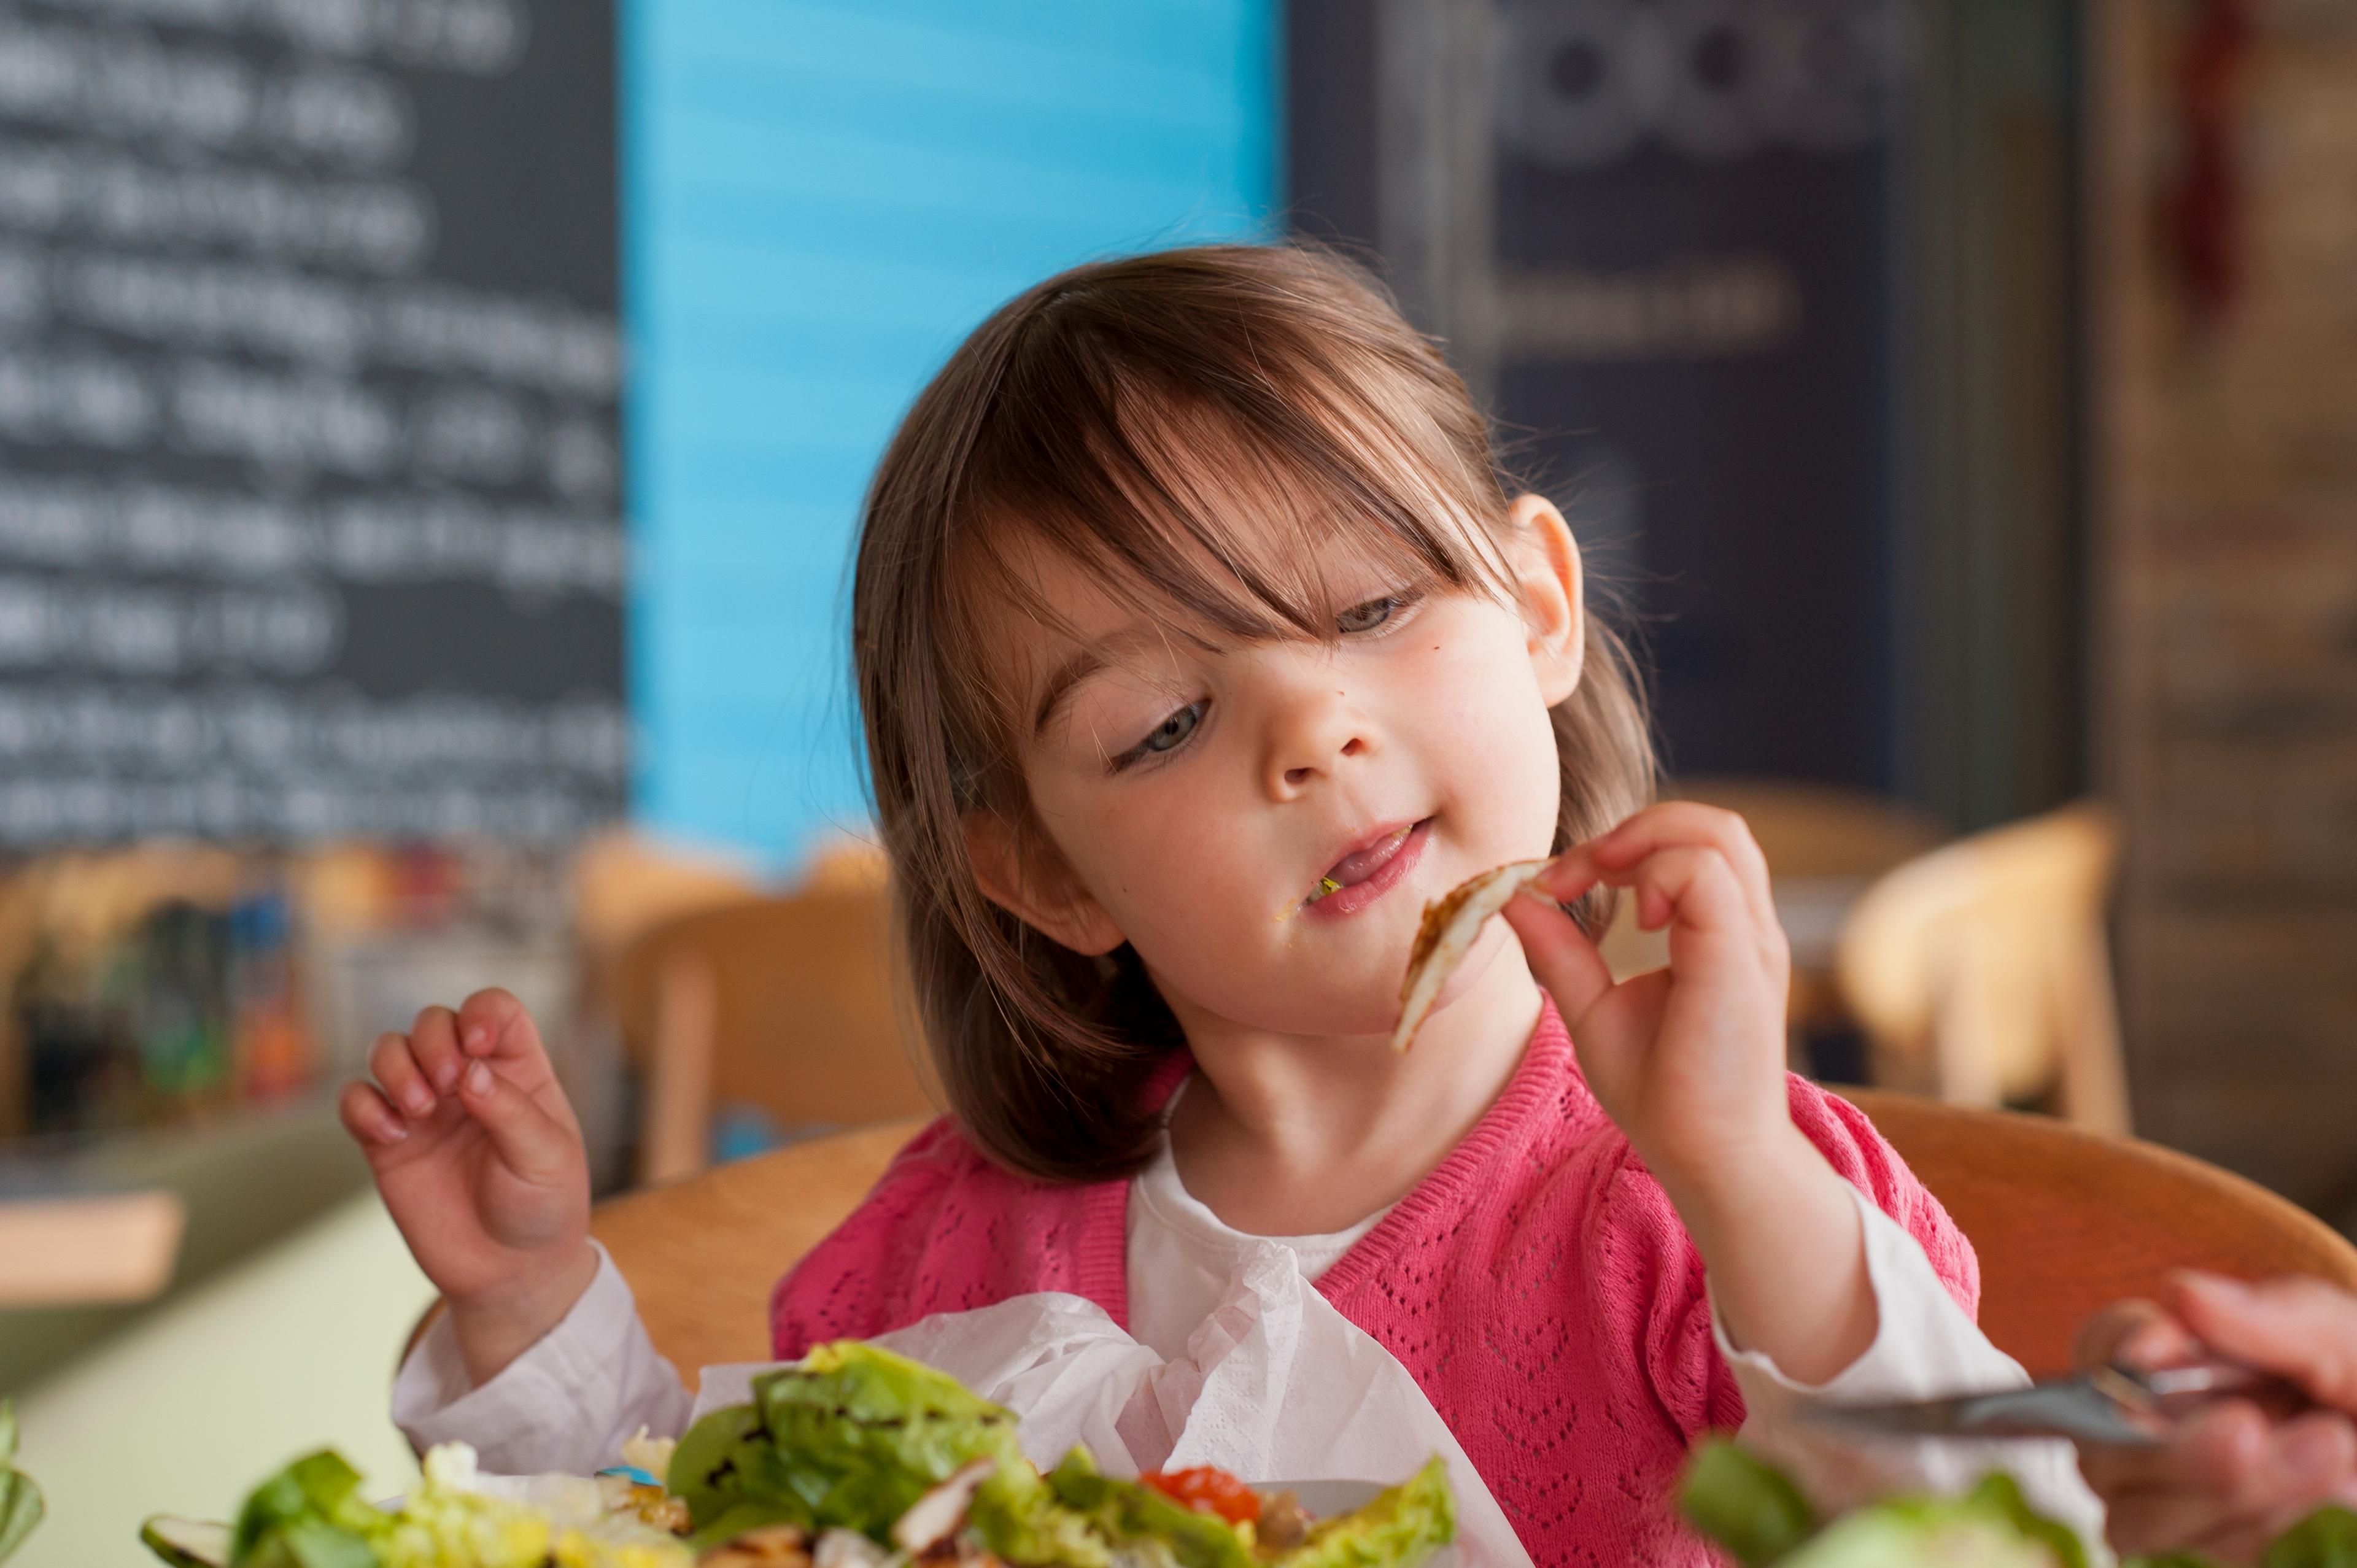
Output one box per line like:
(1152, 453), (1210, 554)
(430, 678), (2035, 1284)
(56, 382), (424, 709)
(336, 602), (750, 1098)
(1262, 684), (1374, 798)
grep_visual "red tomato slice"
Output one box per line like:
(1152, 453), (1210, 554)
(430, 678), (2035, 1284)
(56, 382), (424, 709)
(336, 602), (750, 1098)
(1142, 1466), (1263, 1525)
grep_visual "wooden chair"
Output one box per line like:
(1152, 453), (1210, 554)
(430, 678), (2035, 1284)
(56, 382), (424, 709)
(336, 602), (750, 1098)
(1835, 801), (2130, 1132)
(585, 1119), (926, 1381)
(570, 1099), (2357, 1384)
(609, 875), (939, 1184)
(1669, 778), (1953, 881)
(1844, 1088), (2357, 1373)
(570, 828), (763, 964)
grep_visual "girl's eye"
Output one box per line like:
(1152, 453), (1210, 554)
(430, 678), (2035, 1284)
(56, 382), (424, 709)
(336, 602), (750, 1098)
(1115, 701), (1204, 770)
(1144, 703), (1201, 752)
(1337, 595), (1403, 634)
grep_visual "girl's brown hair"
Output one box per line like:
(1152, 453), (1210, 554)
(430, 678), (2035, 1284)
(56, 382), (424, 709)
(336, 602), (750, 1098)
(852, 244), (1654, 1183)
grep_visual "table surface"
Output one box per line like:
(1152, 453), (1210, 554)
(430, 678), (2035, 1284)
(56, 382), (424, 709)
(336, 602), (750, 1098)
(12, 1193), (432, 1568)
(0, 1100), (374, 1397)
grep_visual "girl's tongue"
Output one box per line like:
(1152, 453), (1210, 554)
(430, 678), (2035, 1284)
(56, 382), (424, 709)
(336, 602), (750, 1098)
(1322, 824), (1414, 890)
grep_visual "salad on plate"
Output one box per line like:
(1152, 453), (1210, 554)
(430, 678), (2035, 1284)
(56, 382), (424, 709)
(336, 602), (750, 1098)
(141, 1341), (1457, 1568)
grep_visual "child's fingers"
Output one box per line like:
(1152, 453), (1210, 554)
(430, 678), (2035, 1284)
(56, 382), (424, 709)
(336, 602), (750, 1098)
(455, 987), (544, 1068)
(1590, 805), (1778, 941)
(1612, 844), (1789, 983)
(1531, 845), (1602, 905)
(339, 1078), (409, 1148)
(1611, 843), (1761, 941)
(1500, 887), (1614, 1020)
(368, 1030), (438, 1119)
(457, 1057), (578, 1186)
(407, 1005), (465, 1095)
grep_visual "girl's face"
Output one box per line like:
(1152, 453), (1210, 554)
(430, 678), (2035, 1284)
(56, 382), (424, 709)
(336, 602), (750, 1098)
(970, 495), (1587, 1043)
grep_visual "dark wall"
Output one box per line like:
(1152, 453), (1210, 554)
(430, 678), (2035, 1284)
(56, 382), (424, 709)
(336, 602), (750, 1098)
(1288, 1), (1905, 794)
(0, 0), (622, 846)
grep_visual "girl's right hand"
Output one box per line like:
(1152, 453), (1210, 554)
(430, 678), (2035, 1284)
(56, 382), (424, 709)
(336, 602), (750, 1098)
(339, 987), (598, 1387)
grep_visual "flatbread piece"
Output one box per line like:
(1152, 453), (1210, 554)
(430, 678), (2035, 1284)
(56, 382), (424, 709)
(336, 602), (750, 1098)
(1388, 859), (1550, 1052)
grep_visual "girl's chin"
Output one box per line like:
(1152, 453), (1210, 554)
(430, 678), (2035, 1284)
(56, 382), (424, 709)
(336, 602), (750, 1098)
(1163, 976), (1409, 1044)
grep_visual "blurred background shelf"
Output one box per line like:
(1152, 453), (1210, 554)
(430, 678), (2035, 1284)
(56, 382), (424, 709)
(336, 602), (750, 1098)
(0, 1095), (366, 1397)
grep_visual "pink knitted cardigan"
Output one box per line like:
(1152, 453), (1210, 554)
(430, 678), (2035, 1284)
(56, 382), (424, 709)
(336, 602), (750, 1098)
(771, 998), (1977, 1565)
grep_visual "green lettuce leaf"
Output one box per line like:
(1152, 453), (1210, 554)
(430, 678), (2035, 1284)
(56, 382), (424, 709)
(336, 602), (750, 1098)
(235, 1519), (376, 1568)
(671, 1340), (1110, 1566)
(753, 1340), (1031, 1532)
(2266, 1507), (2357, 1568)
(1274, 1454), (1457, 1568)
(1681, 1447), (2086, 1568)
(229, 1451), (381, 1567)
(1679, 1441), (2357, 1568)
(1962, 1472), (2091, 1568)
(0, 1402), (43, 1567)
(1741, 1472), (2084, 1568)
(1045, 1450), (1255, 1568)
(140, 1516), (233, 1568)
(230, 1452), (382, 1556)
(1678, 1440), (1816, 1567)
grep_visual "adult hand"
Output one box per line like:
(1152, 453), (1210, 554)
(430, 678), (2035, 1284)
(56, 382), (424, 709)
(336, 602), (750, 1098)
(2079, 1272), (2357, 1563)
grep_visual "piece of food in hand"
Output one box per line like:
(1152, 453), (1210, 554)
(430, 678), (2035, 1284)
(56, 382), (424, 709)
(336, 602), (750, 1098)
(1390, 860), (1551, 1052)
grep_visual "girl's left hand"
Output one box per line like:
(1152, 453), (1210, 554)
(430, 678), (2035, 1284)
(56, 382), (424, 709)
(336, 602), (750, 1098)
(1506, 803), (1876, 1383)
(1499, 801), (1793, 1191)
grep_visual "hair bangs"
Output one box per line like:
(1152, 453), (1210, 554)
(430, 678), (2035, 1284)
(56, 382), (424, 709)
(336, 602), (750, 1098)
(938, 310), (1523, 770)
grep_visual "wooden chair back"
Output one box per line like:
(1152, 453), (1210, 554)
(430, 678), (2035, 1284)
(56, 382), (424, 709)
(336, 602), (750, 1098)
(1847, 1087), (2357, 1373)
(571, 1097), (2357, 1385)
(1604, 781), (1951, 1025)
(570, 829), (762, 962)
(586, 1119), (925, 1380)
(1836, 801), (2131, 1132)
(609, 882), (937, 1183)
(1669, 778), (1951, 879)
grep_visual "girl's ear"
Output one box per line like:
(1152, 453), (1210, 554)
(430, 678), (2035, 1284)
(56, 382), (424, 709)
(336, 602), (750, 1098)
(962, 809), (1127, 957)
(1508, 493), (1586, 705)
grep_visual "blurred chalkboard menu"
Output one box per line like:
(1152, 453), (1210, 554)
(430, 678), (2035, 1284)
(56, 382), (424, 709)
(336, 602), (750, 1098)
(1488, 0), (1905, 790)
(0, 0), (621, 846)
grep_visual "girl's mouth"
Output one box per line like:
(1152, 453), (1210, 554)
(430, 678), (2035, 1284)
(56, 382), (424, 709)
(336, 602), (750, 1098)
(1303, 819), (1431, 920)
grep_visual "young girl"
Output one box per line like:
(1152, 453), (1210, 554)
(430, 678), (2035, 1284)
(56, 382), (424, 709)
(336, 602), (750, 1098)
(362, 245), (2094, 1563)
